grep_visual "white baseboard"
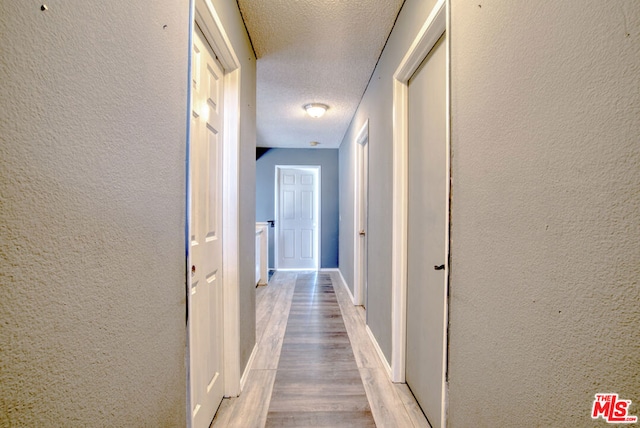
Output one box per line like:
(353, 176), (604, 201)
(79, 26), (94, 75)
(239, 343), (258, 392)
(366, 324), (393, 379)
(328, 269), (393, 381)
(328, 268), (356, 304)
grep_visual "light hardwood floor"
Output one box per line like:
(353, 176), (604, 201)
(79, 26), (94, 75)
(211, 271), (431, 428)
(266, 273), (374, 426)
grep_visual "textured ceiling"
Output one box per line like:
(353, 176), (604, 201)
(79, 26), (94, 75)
(238, 0), (404, 149)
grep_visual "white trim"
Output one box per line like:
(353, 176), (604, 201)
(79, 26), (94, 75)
(331, 268), (355, 304)
(221, 67), (241, 398)
(274, 165), (321, 271)
(356, 121), (369, 147)
(195, 0), (240, 71)
(393, 2), (446, 83)
(391, 0), (449, 427)
(442, 4), (452, 422)
(334, 268), (391, 379)
(353, 120), (369, 307)
(255, 222), (269, 286)
(391, 76), (408, 384)
(192, 0), (243, 403)
(186, 3), (195, 424)
(317, 168), (323, 268)
(239, 343), (258, 392)
(366, 325), (393, 379)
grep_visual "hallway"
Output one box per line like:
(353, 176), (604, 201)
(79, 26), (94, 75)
(211, 272), (430, 427)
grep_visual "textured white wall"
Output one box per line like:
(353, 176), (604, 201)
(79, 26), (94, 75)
(0, 1), (189, 425)
(449, 1), (640, 426)
(338, 135), (356, 293)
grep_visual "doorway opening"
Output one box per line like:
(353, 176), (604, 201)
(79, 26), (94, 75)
(390, 0), (450, 427)
(274, 165), (321, 270)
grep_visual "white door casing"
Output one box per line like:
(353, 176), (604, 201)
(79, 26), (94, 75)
(354, 120), (369, 308)
(406, 33), (447, 428)
(189, 27), (225, 428)
(275, 166), (320, 270)
(187, 0), (243, 426)
(390, 0), (449, 427)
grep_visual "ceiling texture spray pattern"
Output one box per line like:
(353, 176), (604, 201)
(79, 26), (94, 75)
(238, 0), (404, 148)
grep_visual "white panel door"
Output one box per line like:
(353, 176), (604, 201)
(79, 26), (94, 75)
(189, 27), (224, 428)
(406, 34), (447, 428)
(277, 167), (319, 270)
(355, 133), (369, 309)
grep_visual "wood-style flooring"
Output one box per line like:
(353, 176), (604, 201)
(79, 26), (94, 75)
(211, 271), (430, 428)
(266, 273), (375, 426)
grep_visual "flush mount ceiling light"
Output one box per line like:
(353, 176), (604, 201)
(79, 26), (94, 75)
(304, 103), (329, 118)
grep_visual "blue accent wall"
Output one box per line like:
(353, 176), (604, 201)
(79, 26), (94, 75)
(256, 148), (339, 269)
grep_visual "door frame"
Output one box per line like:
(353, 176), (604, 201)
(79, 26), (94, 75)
(390, 0), (449, 425)
(353, 120), (369, 306)
(274, 165), (321, 271)
(187, 0), (242, 421)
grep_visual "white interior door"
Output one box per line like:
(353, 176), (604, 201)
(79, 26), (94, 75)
(360, 144), (368, 309)
(406, 33), (447, 428)
(354, 123), (369, 308)
(276, 166), (320, 270)
(189, 26), (225, 428)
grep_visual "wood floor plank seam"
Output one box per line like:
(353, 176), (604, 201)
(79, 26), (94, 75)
(265, 272), (376, 427)
(211, 271), (430, 428)
(330, 271), (432, 428)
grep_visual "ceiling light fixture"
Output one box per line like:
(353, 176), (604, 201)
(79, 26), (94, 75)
(309, 141), (320, 147)
(304, 103), (329, 118)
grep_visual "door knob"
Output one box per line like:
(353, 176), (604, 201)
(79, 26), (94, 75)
(359, 230), (366, 236)
(191, 265), (196, 274)
(434, 264), (445, 270)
